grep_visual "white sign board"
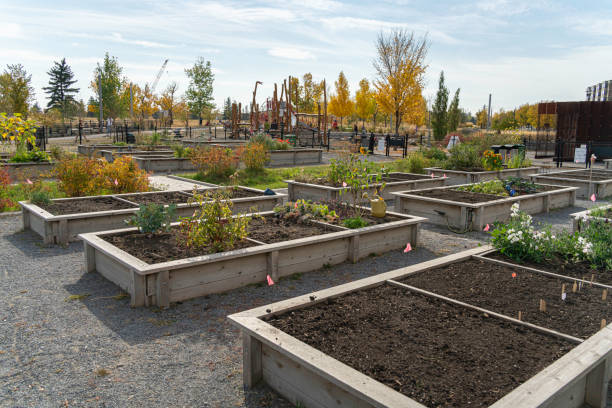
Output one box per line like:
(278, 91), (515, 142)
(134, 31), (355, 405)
(447, 135), (460, 149)
(378, 138), (385, 151)
(574, 146), (587, 164)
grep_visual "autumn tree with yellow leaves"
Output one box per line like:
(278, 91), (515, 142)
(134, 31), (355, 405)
(354, 78), (376, 126)
(373, 29), (429, 135)
(328, 71), (354, 127)
(158, 82), (179, 126)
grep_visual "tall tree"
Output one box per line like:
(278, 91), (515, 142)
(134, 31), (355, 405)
(222, 97), (232, 120)
(0, 64), (34, 116)
(476, 107), (488, 129)
(431, 71), (449, 140)
(43, 58), (79, 124)
(90, 53), (127, 119)
(158, 82), (179, 126)
(185, 57), (215, 125)
(301, 73), (316, 113)
(446, 88), (461, 132)
(373, 29), (429, 135)
(354, 78), (376, 126)
(130, 84), (155, 125)
(328, 71), (353, 127)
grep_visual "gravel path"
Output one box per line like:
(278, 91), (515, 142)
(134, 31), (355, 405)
(0, 197), (609, 407)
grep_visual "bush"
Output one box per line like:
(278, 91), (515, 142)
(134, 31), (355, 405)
(99, 156), (150, 194)
(419, 146), (447, 161)
(191, 146), (242, 179)
(342, 217), (369, 229)
(242, 143), (269, 172)
(249, 133), (291, 150)
(30, 189), (52, 206)
(178, 189), (251, 253)
(172, 144), (192, 158)
(9, 148), (51, 163)
(443, 143), (481, 171)
(482, 150), (503, 171)
(49, 145), (66, 161)
(126, 203), (176, 234)
(456, 180), (508, 196)
(397, 152), (427, 174)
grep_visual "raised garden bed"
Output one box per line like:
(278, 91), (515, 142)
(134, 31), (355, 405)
(286, 172), (446, 202)
(426, 166), (540, 185)
(571, 203), (612, 233)
(20, 187), (284, 244)
(99, 149), (174, 163)
(230, 246), (612, 408)
(132, 156), (196, 173)
(531, 169), (612, 198)
(392, 183), (577, 231)
(605, 159), (612, 170)
(1, 161), (56, 182)
(78, 209), (425, 307)
(77, 144), (171, 157)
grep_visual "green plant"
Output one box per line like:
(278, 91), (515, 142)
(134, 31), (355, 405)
(126, 203), (176, 234)
(113, 141), (127, 146)
(172, 144), (192, 158)
(178, 189), (251, 253)
(397, 152), (427, 174)
(242, 142), (269, 172)
(30, 189), (52, 206)
(342, 217), (369, 229)
(419, 146), (447, 161)
(49, 145), (65, 161)
(9, 148), (51, 163)
(456, 180), (508, 196)
(577, 219), (612, 270)
(482, 150), (503, 171)
(589, 206), (612, 218)
(505, 151), (532, 169)
(274, 199), (338, 223)
(504, 177), (538, 195)
(190, 146), (242, 179)
(443, 143), (481, 171)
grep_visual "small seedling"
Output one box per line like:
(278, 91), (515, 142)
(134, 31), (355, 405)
(126, 203), (176, 234)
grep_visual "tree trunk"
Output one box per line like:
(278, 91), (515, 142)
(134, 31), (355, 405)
(395, 110), (401, 135)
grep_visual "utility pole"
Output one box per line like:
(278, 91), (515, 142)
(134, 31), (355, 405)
(129, 83), (133, 117)
(487, 93), (492, 129)
(98, 74), (103, 132)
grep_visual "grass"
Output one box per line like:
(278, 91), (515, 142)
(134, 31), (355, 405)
(64, 294), (90, 301)
(1, 181), (65, 212)
(178, 159), (414, 190)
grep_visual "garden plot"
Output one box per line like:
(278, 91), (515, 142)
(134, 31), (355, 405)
(287, 172), (445, 202)
(78, 209), (425, 307)
(77, 144), (171, 157)
(531, 169), (612, 198)
(1, 160), (56, 181)
(132, 155), (197, 173)
(229, 247), (612, 408)
(393, 182), (577, 231)
(605, 159), (611, 170)
(99, 149), (174, 163)
(20, 187), (284, 244)
(426, 166), (540, 185)
(571, 203), (612, 233)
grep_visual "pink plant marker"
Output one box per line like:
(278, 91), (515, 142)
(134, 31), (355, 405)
(26, 178), (33, 185)
(294, 202), (298, 209)
(266, 274), (275, 286)
(114, 178), (119, 186)
(403, 243), (412, 253)
(443, 173), (447, 178)
(430, 173), (434, 178)
(512, 272), (517, 278)
(483, 224), (490, 232)
(591, 193), (596, 202)
(342, 181), (347, 187)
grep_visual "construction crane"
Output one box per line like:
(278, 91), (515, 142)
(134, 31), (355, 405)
(150, 59), (169, 95)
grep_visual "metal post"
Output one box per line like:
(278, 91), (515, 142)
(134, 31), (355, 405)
(98, 74), (103, 133)
(487, 93), (492, 129)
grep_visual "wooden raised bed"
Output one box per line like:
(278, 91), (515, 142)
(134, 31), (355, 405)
(78, 210), (426, 307)
(1, 161), (56, 182)
(20, 187), (285, 244)
(531, 169), (612, 198)
(132, 156), (196, 173)
(100, 149), (174, 163)
(570, 203), (612, 233)
(605, 159), (611, 170)
(392, 183), (578, 231)
(230, 246), (612, 408)
(287, 172), (446, 202)
(77, 144), (171, 157)
(426, 166), (540, 185)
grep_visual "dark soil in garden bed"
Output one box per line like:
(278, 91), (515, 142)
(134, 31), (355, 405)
(410, 188), (503, 203)
(120, 191), (192, 205)
(40, 197), (137, 216)
(101, 228), (259, 264)
(268, 284), (573, 408)
(325, 202), (404, 226)
(383, 173), (430, 181)
(486, 252), (612, 285)
(400, 258), (610, 339)
(248, 216), (337, 243)
(543, 174), (612, 181)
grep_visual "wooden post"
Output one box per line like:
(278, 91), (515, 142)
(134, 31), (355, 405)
(156, 270), (170, 308)
(242, 332), (262, 388)
(539, 299), (547, 312)
(572, 281), (577, 293)
(518, 311), (522, 321)
(561, 283), (566, 297)
(601, 319), (607, 330)
(84, 243), (96, 273)
(602, 289), (608, 301)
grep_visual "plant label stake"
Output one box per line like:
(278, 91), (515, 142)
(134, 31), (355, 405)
(601, 319), (607, 330)
(603, 289), (608, 301)
(572, 281), (577, 293)
(591, 274), (595, 287)
(539, 299), (546, 312)
(266, 274), (275, 286)
(511, 272), (517, 279)
(561, 283), (566, 297)
(483, 224), (490, 232)
(517, 311), (522, 321)
(403, 243), (412, 253)
(562, 292), (567, 301)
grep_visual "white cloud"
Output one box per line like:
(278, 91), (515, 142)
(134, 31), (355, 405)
(267, 47), (315, 60)
(475, 0), (548, 15)
(570, 17), (612, 37)
(109, 33), (174, 48)
(188, 2), (295, 24)
(0, 22), (23, 39)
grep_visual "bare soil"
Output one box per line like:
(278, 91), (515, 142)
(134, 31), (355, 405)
(39, 196), (137, 216)
(383, 173), (430, 181)
(248, 217), (336, 243)
(400, 258), (610, 339)
(120, 191), (193, 205)
(268, 284), (574, 408)
(409, 188), (503, 203)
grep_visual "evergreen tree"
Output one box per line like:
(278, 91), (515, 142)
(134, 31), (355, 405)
(431, 71), (449, 140)
(43, 58), (79, 123)
(222, 97), (231, 120)
(447, 88), (461, 132)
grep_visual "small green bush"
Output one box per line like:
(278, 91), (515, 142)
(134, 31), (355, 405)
(30, 189), (52, 206)
(126, 203), (176, 234)
(9, 149), (51, 163)
(342, 217), (369, 229)
(443, 144), (481, 171)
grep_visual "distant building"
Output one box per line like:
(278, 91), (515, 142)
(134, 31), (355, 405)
(586, 81), (612, 101)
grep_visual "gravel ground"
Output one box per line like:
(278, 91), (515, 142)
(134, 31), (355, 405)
(0, 197), (609, 407)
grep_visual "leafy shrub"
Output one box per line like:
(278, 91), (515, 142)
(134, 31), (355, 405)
(482, 150), (503, 171)
(443, 143), (481, 171)
(0, 166), (9, 187)
(0, 167), (14, 211)
(9, 148), (51, 163)
(30, 189), (52, 206)
(579, 219), (612, 270)
(49, 145), (66, 161)
(505, 151), (532, 169)
(172, 144), (192, 158)
(397, 152), (427, 174)
(274, 199), (338, 223)
(242, 142), (269, 172)
(55, 156), (103, 197)
(191, 146), (242, 179)
(113, 142), (127, 146)
(342, 217), (369, 229)
(419, 146), (447, 161)
(178, 189), (251, 253)
(126, 204), (176, 234)
(249, 133), (290, 150)
(100, 156), (150, 194)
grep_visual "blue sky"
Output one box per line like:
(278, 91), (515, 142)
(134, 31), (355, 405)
(1, 0), (611, 115)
